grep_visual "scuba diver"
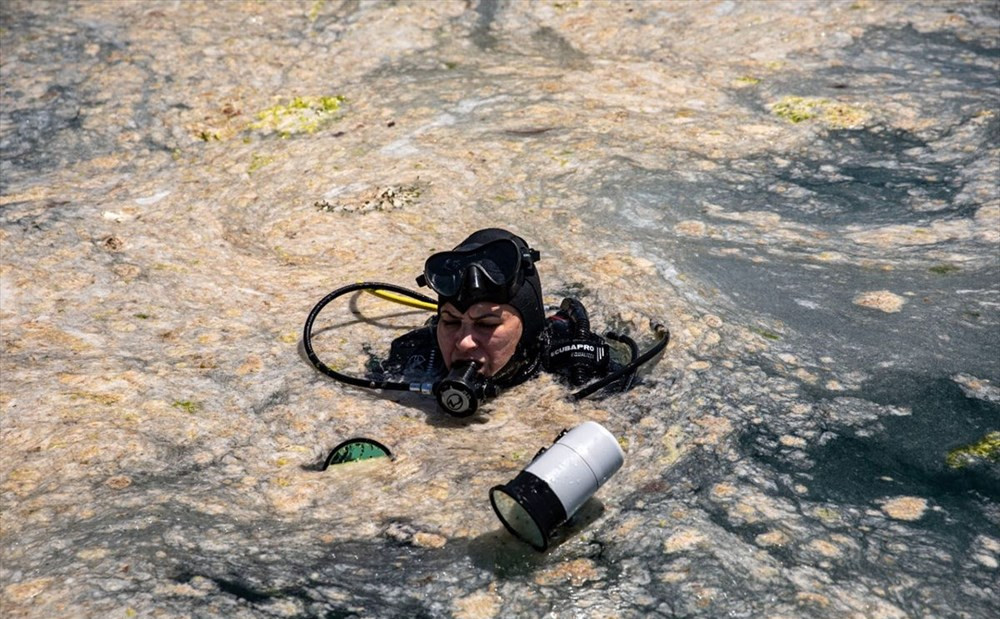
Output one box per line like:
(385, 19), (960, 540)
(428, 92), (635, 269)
(303, 228), (669, 416)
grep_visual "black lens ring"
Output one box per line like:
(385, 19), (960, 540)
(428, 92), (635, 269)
(489, 470), (567, 551)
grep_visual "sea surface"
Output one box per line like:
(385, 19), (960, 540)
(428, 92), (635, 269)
(1, 1), (998, 617)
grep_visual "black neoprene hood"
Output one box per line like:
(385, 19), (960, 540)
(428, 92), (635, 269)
(435, 228), (546, 347)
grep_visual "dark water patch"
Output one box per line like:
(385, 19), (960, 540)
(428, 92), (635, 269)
(460, 0), (591, 67)
(0, 96), (103, 185)
(761, 127), (967, 226)
(812, 373), (999, 500)
(471, 0), (501, 49)
(585, 129), (986, 249)
(174, 571), (278, 604)
(747, 372), (999, 525)
(169, 569), (396, 618)
(755, 425), (999, 617)
(0, 5), (121, 178)
(756, 24), (1000, 122)
(0, 199), (86, 230)
(837, 24), (1000, 90)
(0, 2), (183, 185)
(308, 0), (364, 35)
(670, 121), (988, 228)
(627, 368), (1000, 617)
(48, 500), (465, 617)
(677, 251), (1000, 378)
(585, 157), (712, 231)
(714, 23), (1000, 227)
(529, 26), (590, 69)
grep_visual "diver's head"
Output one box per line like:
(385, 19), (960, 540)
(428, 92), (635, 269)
(418, 228), (544, 380)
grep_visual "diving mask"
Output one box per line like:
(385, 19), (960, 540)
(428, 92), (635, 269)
(417, 238), (539, 305)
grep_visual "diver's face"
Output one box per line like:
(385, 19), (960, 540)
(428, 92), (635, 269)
(436, 302), (523, 376)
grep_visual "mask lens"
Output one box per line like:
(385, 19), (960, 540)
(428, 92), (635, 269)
(423, 239), (523, 298)
(424, 254), (466, 297)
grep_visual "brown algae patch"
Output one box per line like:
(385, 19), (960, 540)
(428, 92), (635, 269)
(952, 373), (1000, 403)
(755, 530), (790, 547)
(687, 360), (711, 372)
(795, 591), (832, 608)
(853, 290), (905, 313)
(3, 578), (54, 604)
(663, 528), (708, 554)
(779, 435), (808, 448)
(880, 496), (928, 521)
(847, 219), (975, 247)
(453, 586), (502, 619)
(675, 220), (708, 237)
(105, 475), (132, 489)
(534, 558), (600, 586)
(807, 538), (843, 558)
(412, 531), (447, 549)
(315, 184), (422, 214)
(974, 205), (1000, 243)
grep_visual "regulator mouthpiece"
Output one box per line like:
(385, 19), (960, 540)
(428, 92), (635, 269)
(434, 361), (492, 417)
(489, 421), (625, 551)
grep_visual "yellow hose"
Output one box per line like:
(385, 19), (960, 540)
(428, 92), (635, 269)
(363, 287), (438, 312)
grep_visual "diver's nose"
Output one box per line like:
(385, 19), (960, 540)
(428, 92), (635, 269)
(455, 323), (479, 353)
(455, 329), (479, 351)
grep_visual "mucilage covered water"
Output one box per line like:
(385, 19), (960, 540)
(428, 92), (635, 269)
(1, 1), (998, 617)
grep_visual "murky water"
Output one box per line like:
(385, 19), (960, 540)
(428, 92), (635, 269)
(2, 1), (998, 617)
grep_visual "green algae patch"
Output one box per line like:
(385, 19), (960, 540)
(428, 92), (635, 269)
(771, 96), (871, 129)
(250, 95), (346, 138)
(308, 0), (326, 22)
(811, 506), (842, 524)
(946, 431), (1000, 469)
(171, 400), (200, 414)
(734, 75), (761, 87)
(772, 97), (823, 123)
(71, 391), (122, 406)
(750, 326), (782, 340)
(248, 152), (275, 174)
(929, 263), (960, 275)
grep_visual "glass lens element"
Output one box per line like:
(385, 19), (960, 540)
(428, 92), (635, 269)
(490, 488), (546, 550)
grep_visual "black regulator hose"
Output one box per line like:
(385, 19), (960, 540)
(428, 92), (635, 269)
(572, 323), (670, 401)
(606, 331), (640, 392)
(303, 282), (438, 392)
(559, 298), (594, 385)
